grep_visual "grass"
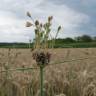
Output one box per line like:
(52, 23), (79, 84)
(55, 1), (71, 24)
(0, 42), (96, 48)
(0, 48), (96, 96)
(54, 42), (96, 48)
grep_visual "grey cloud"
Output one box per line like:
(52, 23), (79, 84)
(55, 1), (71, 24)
(0, 0), (95, 42)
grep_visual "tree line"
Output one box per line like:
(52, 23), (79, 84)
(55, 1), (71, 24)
(54, 35), (96, 44)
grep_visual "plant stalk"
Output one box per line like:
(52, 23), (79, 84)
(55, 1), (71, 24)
(40, 65), (44, 96)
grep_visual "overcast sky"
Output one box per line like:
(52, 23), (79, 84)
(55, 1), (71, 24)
(0, 0), (96, 42)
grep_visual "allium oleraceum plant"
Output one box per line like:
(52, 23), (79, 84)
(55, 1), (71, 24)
(26, 11), (61, 66)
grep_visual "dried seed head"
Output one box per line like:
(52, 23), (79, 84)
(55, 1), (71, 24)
(26, 11), (32, 17)
(35, 20), (39, 26)
(26, 21), (33, 27)
(40, 23), (43, 27)
(44, 23), (51, 28)
(58, 26), (61, 31)
(48, 16), (53, 22)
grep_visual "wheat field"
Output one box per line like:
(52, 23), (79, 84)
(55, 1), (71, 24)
(0, 48), (96, 96)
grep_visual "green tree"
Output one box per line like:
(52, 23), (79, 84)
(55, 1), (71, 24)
(64, 37), (75, 43)
(75, 35), (92, 42)
(93, 36), (96, 41)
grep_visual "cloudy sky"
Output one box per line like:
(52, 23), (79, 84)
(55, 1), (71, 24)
(0, 0), (96, 42)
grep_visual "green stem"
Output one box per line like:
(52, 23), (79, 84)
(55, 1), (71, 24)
(40, 65), (44, 96)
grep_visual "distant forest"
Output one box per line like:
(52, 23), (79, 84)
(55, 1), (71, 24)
(0, 35), (96, 48)
(55, 35), (96, 43)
